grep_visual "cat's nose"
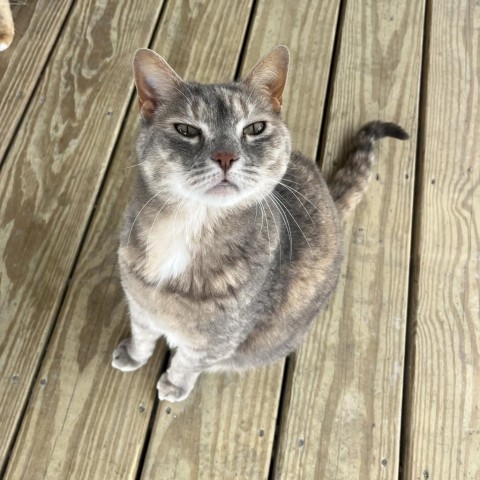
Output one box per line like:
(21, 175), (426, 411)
(211, 151), (238, 173)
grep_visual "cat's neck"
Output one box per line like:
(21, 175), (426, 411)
(128, 195), (251, 285)
(139, 201), (209, 284)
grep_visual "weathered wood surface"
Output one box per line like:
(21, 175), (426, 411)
(0, 0), (74, 164)
(140, 1), (342, 478)
(0, 0), (165, 473)
(274, 1), (424, 478)
(4, 1), (254, 479)
(402, 1), (480, 478)
(0, 0), (478, 478)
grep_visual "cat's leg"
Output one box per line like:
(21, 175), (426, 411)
(157, 347), (232, 402)
(112, 293), (161, 372)
(0, 2), (14, 51)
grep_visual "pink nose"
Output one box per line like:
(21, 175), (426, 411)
(211, 151), (238, 172)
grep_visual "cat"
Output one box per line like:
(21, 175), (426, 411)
(0, 1), (14, 51)
(112, 45), (408, 402)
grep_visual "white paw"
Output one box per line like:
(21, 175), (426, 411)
(0, 25), (14, 51)
(112, 339), (145, 372)
(157, 373), (192, 402)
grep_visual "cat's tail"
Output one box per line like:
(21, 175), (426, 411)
(328, 121), (409, 217)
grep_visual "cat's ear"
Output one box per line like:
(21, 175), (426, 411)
(244, 45), (289, 112)
(133, 49), (183, 121)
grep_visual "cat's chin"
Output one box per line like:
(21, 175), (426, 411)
(207, 181), (239, 196)
(193, 184), (257, 209)
(196, 181), (242, 206)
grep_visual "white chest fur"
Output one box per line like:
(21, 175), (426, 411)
(141, 207), (208, 284)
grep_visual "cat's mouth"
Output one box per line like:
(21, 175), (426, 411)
(207, 179), (239, 195)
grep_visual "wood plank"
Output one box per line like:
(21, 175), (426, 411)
(3, 1), (254, 479)
(274, 1), (424, 478)
(0, 0), (166, 472)
(0, 0), (74, 165)
(402, 1), (480, 478)
(140, 1), (342, 478)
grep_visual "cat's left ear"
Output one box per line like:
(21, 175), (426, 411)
(244, 45), (289, 112)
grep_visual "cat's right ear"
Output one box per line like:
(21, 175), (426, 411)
(244, 45), (290, 112)
(133, 49), (183, 121)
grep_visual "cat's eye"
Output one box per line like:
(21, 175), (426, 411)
(243, 121), (266, 136)
(175, 123), (201, 137)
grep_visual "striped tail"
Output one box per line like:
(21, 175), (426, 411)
(328, 121), (409, 217)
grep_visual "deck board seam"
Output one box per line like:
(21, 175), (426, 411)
(233, 0), (259, 82)
(398, 0), (431, 477)
(267, 2), (347, 477)
(315, 0), (348, 169)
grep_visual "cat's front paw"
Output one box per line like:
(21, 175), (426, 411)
(157, 372), (192, 402)
(0, 8), (14, 51)
(112, 339), (145, 372)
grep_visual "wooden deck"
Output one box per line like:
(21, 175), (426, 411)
(0, 1), (478, 478)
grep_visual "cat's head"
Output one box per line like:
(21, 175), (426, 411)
(133, 46), (291, 208)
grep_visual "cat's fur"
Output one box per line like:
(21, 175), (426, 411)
(0, 1), (14, 51)
(112, 46), (408, 402)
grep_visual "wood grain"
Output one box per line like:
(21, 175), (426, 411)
(274, 1), (424, 478)
(0, 0), (74, 165)
(143, 366), (282, 479)
(402, 1), (480, 478)
(140, 0), (342, 478)
(0, 0), (165, 473)
(3, 1), (254, 479)
(7, 0), (477, 478)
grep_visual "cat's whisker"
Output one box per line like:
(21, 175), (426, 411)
(246, 89), (254, 107)
(269, 192), (293, 262)
(245, 87), (256, 108)
(171, 84), (192, 103)
(278, 182), (319, 212)
(188, 174), (220, 190)
(259, 200), (271, 256)
(280, 177), (302, 186)
(126, 190), (163, 247)
(145, 195), (175, 262)
(189, 165), (214, 175)
(234, 172), (257, 182)
(182, 82), (195, 101)
(171, 198), (186, 238)
(259, 200), (266, 233)
(187, 166), (220, 184)
(272, 190), (314, 259)
(237, 167), (261, 176)
(241, 167), (257, 173)
(277, 182), (317, 228)
(263, 196), (282, 266)
(254, 184), (294, 263)
(267, 196), (286, 262)
(125, 161), (145, 169)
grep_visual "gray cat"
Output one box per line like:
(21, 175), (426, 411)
(112, 46), (408, 402)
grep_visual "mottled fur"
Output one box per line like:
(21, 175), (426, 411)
(112, 46), (407, 402)
(329, 122), (409, 216)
